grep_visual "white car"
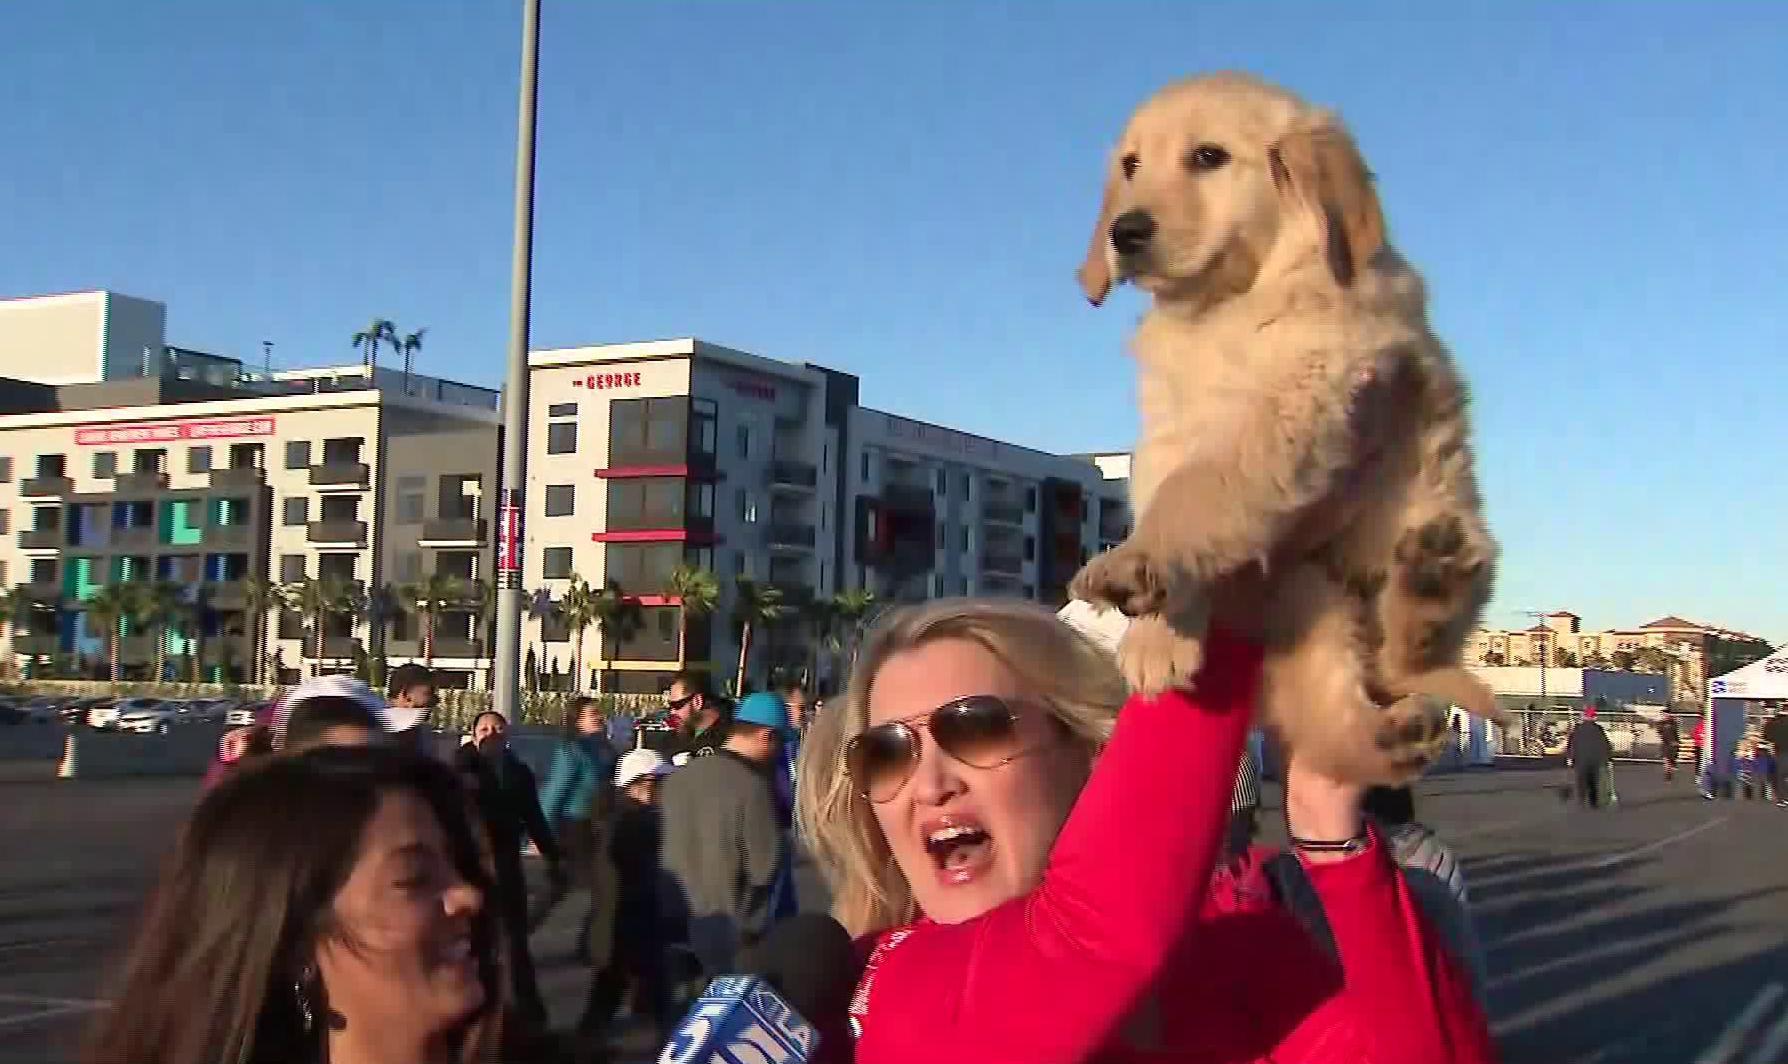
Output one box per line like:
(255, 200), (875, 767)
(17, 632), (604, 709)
(112, 699), (177, 735)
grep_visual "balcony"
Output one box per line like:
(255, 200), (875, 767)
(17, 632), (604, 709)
(307, 520), (368, 546)
(202, 524), (253, 548)
(430, 636), (484, 660)
(113, 470), (170, 494)
(767, 459), (818, 492)
(883, 484), (934, 511)
(20, 476), (73, 497)
(199, 636), (253, 666)
(983, 501), (1025, 526)
(118, 636), (158, 665)
(309, 462), (370, 490)
(14, 635), (60, 656)
(113, 526), (159, 548)
(982, 552), (1025, 576)
(18, 529), (62, 551)
(22, 581), (63, 602)
(766, 523), (816, 551)
(301, 634), (363, 660)
(203, 581), (249, 610)
(420, 517), (488, 547)
(208, 465), (266, 489)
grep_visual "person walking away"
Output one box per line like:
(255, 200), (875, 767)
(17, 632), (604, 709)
(1565, 705), (1613, 809)
(1655, 714), (1680, 782)
(774, 678), (810, 734)
(664, 670), (732, 762)
(1763, 708), (1788, 807)
(580, 748), (678, 1046)
(736, 691), (801, 919)
(454, 710), (566, 1025)
(535, 696), (620, 963)
(656, 697), (786, 976)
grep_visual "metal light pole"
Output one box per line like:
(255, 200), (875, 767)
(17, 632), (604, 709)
(492, 0), (540, 720)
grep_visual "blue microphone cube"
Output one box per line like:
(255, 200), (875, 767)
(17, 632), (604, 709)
(657, 975), (818, 1064)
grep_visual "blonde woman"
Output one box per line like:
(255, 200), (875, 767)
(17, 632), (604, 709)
(795, 595), (1495, 1064)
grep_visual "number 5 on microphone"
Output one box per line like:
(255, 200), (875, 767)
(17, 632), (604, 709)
(658, 1000), (728, 1064)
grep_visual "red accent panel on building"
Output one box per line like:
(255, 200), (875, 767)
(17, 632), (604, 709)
(594, 464), (688, 479)
(589, 528), (719, 544)
(632, 594), (682, 607)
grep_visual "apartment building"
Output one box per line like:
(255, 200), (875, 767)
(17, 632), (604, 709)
(0, 291), (501, 687)
(521, 338), (1129, 693)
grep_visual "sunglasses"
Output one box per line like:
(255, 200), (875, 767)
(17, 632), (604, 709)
(845, 695), (1040, 803)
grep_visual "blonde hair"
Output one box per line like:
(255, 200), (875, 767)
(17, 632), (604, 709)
(794, 597), (1127, 935)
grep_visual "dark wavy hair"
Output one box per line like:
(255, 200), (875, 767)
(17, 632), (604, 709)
(84, 745), (507, 1064)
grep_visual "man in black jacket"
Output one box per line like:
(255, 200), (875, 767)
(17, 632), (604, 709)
(1565, 706), (1614, 809)
(664, 670), (732, 761)
(455, 710), (565, 1024)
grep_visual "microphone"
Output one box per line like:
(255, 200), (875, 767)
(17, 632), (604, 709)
(657, 913), (861, 1064)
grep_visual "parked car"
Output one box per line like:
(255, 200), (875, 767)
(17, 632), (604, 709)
(179, 697), (236, 724)
(63, 696), (112, 726)
(115, 699), (181, 735)
(97, 697), (164, 732)
(18, 697), (64, 725)
(227, 700), (271, 728)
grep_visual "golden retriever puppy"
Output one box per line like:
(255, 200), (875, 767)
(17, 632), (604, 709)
(1068, 71), (1500, 783)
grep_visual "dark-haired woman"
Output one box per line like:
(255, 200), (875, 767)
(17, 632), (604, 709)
(85, 745), (568, 1064)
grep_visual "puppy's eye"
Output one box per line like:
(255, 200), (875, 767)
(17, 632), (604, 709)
(1186, 145), (1230, 171)
(1120, 153), (1140, 180)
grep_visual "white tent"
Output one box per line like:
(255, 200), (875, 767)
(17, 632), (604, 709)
(1703, 647), (1788, 776)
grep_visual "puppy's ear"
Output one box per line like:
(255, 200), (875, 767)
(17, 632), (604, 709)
(1076, 164), (1119, 306)
(1267, 111), (1385, 285)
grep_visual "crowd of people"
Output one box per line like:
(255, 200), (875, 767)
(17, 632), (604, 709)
(82, 582), (1511, 1063)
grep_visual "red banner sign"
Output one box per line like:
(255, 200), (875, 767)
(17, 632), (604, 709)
(74, 417), (277, 447)
(497, 503), (522, 573)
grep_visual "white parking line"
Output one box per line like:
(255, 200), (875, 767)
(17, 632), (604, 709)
(0, 1004), (94, 1030)
(1589, 817), (1728, 869)
(0, 991), (110, 1009)
(1451, 815), (1552, 840)
(1694, 982), (1783, 1064)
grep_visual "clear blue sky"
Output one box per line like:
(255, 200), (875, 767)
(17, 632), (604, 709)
(4, 1), (1782, 643)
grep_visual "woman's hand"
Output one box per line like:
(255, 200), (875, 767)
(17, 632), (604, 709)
(1283, 757), (1367, 865)
(218, 726), (253, 762)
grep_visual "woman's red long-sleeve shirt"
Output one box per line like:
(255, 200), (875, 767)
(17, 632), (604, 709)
(842, 631), (1498, 1064)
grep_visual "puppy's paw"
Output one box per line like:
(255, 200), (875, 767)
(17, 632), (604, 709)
(1372, 695), (1450, 776)
(1116, 614), (1205, 695)
(1394, 515), (1491, 602)
(1071, 544), (1176, 618)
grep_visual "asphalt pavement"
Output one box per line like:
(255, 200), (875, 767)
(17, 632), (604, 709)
(0, 762), (1784, 1064)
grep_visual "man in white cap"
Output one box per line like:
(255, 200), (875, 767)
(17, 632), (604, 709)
(580, 748), (677, 1042)
(275, 675), (410, 752)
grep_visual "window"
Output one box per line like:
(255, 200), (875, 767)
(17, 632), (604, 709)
(961, 526), (971, 552)
(187, 446), (212, 474)
(935, 469), (947, 494)
(961, 472), (970, 501)
(282, 498), (308, 526)
(821, 444), (828, 474)
(547, 402), (578, 417)
(1023, 535), (1036, 561)
(0, 511), (8, 535)
(608, 478), (689, 530)
(395, 491), (424, 525)
(394, 551), (422, 583)
(134, 448), (166, 474)
(733, 552), (747, 576)
(285, 441), (311, 470)
(689, 482), (714, 520)
(36, 455), (66, 478)
(546, 422), (577, 454)
(279, 554), (307, 583)
(1025, 487), (1037, 512)
(736, 488), (758, 524)
(542, 547), (574, 579)
(860, 453), (869, 481)
(93, 452), (117, 479)
(605, 542), (688, 592)
(936, 523), (946, 550)
(544, 484), (575, 517)
(30, 558), (54, 583)
(692, 399), (718, 458)
(0, 457), (11, 483)
(957, 575), (968, 595)
(736, 423), (751, 460)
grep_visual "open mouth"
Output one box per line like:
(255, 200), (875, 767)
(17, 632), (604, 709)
(922, 817), (993, 884)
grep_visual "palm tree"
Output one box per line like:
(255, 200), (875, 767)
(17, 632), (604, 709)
(287, 578), (357, 666)
(585, 580), (638, 694)
(399, 327), (426, 393)
(351, 318), (397, 374)
(242, 576), (288, 686)
(830, 587), (877, 668)
(800, 597), (838, 689)
(182, 586), (210, 683)
(732, 577), (787, 692)
(1552, 647), (1579, 668)
(85, 584), (146, 682)
(400, 571), (468, 663)
(558, 576), (599, 693)
(141, 581), (185, 682)
(668, 563), (720, 667)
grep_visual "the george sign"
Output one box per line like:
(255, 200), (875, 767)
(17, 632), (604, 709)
(880, 414), (1000, 459)
(572, 370), (643, 391)
(729, 378), (777, 402)
(74, 417), (277, 446)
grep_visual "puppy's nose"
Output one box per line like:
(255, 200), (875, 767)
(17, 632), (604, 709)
(1110, 210), (1155, 255)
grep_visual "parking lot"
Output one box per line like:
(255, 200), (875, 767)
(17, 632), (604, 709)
(0, 762), (1784, 1063)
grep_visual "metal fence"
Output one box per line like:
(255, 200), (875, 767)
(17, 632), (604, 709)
(1493, 709), (1700, 761)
